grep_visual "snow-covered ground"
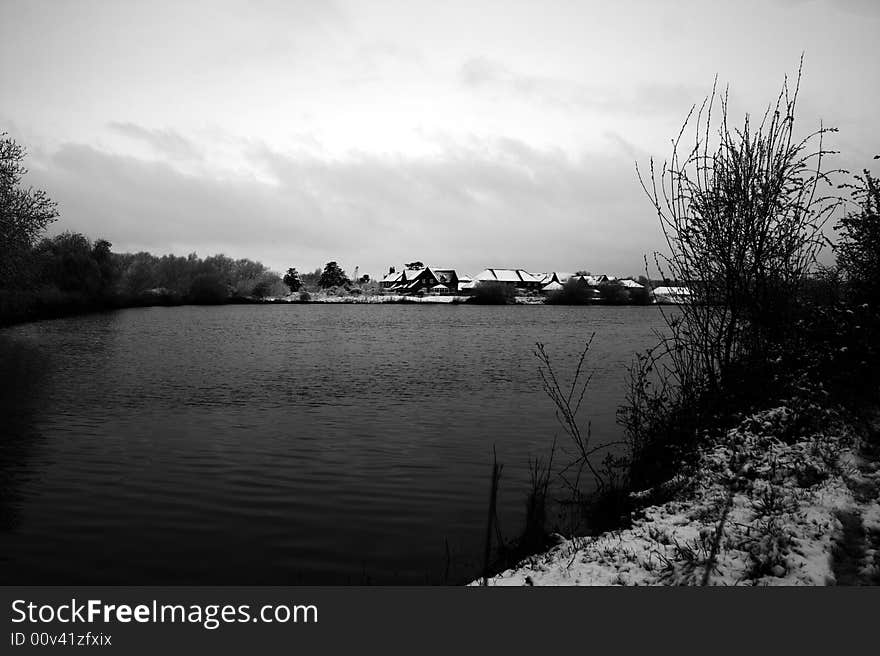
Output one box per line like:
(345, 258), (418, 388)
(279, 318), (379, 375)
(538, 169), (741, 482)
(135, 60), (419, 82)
(475, 404), (880, 586)
(270, 293), (468, 303)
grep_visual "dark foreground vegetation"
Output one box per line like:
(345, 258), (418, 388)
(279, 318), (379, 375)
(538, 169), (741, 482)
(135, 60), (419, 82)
(481, 64), (880, 581)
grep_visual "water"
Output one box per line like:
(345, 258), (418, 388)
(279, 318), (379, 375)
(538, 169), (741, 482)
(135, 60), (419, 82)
(0, 304), (668, 584)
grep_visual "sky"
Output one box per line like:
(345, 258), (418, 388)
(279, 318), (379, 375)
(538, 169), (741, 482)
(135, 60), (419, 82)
(2, 0), (878, 278)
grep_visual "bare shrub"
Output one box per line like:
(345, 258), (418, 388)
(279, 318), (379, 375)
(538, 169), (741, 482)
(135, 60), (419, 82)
(622, 61), (842, 492)
(637, 59), (841, 393)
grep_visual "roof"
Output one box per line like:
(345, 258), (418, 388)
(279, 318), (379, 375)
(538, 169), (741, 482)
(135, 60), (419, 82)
(541, 281), (564, 291)
(381, 270), (404, 283)
(618, 279), (644, 288)
(433, 269), (458, 284)
(473, 269), (542, 284)
(538, 272), (575, 285)
(577, 274), (609, 286)
(653, 286), (692, 295)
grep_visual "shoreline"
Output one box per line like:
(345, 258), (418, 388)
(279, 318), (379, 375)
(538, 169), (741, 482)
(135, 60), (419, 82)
(0, 293), (664, 327)
(473, 405), (880, 586)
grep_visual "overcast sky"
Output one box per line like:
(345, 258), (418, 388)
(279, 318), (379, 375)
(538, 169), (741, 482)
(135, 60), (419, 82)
(2, 0), (878, 278)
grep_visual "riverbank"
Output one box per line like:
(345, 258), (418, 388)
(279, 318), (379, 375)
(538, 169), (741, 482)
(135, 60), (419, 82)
(0, 292), (618, 326)
(473, 403), (880, 586)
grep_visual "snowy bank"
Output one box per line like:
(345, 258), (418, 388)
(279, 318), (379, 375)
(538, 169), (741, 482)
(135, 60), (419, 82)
(474, 405), (880, 586)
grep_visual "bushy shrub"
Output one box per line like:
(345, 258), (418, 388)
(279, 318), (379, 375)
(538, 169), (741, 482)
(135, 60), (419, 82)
(188, 273), (228, 304)
(470, 281), (516, 304)
(545, 279), (593, 305)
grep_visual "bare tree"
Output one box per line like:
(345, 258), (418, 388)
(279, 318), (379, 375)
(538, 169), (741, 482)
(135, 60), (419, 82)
(637, 58), (842, 393)
(1, 133), (59, 286)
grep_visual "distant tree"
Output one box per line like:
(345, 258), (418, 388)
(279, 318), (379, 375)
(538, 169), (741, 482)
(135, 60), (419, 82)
(545, 278), (593, 305)
(470, 281), (515, 305)
(300, 267), (322, 289)
(188, 272), (228, 304)
(575, 270), (591, 277)
(358, 274), (370, 284)
(318, 261), (349, 288)
(405, 261), (424, 269)
(597, 281), (629, 305)
(34, 232), (102, 295)
(283, 267), (302, 292)
(0, 133), (59, 286)
(251, 279), (273, 298)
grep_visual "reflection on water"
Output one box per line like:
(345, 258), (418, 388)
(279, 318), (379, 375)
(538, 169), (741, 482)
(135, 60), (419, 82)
(0, 304), (667, 583)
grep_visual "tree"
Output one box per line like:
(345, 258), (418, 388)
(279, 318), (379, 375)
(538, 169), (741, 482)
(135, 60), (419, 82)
(836, 164), (880, 307)
(318, 261), (349, 288)
(405, 261), (424, 269)
(637, 60), (839, 390)
(470, 281), (515, 304)
(188, 272), (228, 304)
(283, 267), (302, 292)
(545, 278), (593, 305)
(1, 133), (59, 286)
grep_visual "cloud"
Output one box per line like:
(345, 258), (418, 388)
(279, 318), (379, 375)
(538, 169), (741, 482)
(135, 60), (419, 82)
(28, 137), (664, 277)
(108, 122), (203, 161)
(459, 56), (703, 117)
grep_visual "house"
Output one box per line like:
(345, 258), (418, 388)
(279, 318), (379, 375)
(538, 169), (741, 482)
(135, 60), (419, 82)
(652, 286), (692, 304)
(473, 269), (543, 291)
(380, 268), (405, 288)
(433, 269), (461, 292)
(382, 266), (445, 294)
(541, 280), (564, 293)
(574, 274), (610, 286)
(537, 272), (575, 286)
(617, 278), (644, 289)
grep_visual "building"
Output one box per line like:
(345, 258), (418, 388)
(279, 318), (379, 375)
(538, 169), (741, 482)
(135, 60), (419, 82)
(574, 274), (610, 286)
(618, 278), (644, 289)
(472, 269), (543, 291)
(380, 266), (451, 294)
(652, 286), (692, 304)
(433, 269), (461, 292)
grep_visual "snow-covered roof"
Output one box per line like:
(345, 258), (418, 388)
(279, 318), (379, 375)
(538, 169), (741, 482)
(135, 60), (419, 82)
(618, 279), (644, 288)
(541, 281), (564, 291)
(653, 286), (692, 295)
(474, 269), (541, 283)
(381, 270), (404, 283)
(577, 274), (609, 286)
(433, 269), (458, 284)
(538, 272), (575, 285)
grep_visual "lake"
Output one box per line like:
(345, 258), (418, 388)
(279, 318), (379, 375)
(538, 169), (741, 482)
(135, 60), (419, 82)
(0, 304), (669, 584)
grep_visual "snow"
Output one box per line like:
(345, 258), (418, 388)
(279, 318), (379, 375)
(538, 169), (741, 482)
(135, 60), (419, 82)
(474, 269), (541, 283)
(474, 405), (880, 586)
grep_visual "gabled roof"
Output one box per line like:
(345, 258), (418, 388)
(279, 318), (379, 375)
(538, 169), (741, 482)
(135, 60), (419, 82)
(539, 271), (575, 284)
(541, 281), (564, 291)
(653, 286), (692, 295)
(618, 279), (644, 288)
(576, 274), (609, 286)
(381, 270), (404, 283)
(433, 269), (458, 284)
(474, 269), (542, 283)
